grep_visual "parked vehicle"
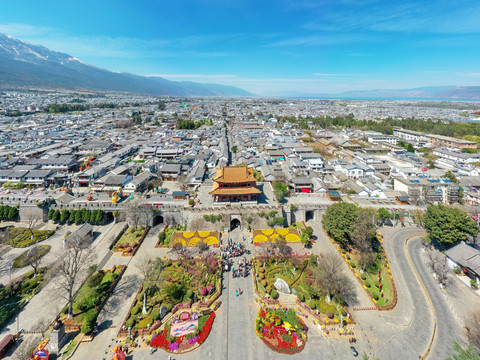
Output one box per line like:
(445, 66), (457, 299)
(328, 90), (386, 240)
(350, 346), (358, 357)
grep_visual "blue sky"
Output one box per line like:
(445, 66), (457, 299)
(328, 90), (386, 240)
(1, 0), (480, 95)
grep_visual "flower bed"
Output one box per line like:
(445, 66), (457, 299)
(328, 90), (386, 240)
(255, 308), (306, 354)
(0, 267), (48, 329)
(252, 255), (344, 321)
(113, 226), (149, 256)
(171, 231), (219, 247)
(8, 227), (55, 248)
(121, 256), (221, 332)
(336, 234), (396, 309)
(60, 265), (125, 333)
(252, 228), (300, 245)
(150, 311), (215, 353)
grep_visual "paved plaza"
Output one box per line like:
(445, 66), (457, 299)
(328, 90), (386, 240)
(2, 219), (477, 360)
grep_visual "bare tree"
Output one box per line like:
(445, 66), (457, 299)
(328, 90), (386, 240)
(164, 212), (177, 227)
(24, 208), (42, 235)
(140, 205), (153, 228)
(54, 234), (93, 318)
(425, 245), (451, 287)
(196, 240), (208, 254)
(24, 245), (48, 277)
(314, 252), (356, 304)
(126, 200), (143, 229)
(465, 309), (480, 353)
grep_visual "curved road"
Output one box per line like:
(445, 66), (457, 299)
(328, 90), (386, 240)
(354, 226), (465, 360)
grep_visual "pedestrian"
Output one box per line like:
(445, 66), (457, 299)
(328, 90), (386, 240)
(238, 288), (242, 295)
(150, 345), (153, 354)
(236, 290), (238, 296)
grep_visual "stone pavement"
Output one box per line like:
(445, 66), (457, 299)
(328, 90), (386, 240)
(1, 221), (125, 359)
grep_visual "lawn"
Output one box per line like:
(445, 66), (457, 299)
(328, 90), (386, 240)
(8, 227), (55, 248)
(113, 227), (145, 250)
(158, 224), (187, 246)
(343, 248), (394, 307)
(253, 255), (344, 322)
(12, 245), (51, 268)
(124, 256), (221, 330)
(61, 265), (124, 332)
(0, 267), (48, 328)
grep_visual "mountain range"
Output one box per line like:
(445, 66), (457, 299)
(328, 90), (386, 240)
(334, 86), (480, 100)
(1, 33), (480, 100)
(0, 33), (251, 97)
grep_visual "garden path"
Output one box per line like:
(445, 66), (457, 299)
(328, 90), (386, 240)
(307, 220), (373, 309)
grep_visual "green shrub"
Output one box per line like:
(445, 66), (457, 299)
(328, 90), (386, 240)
(259, 267), (265, 273)
(361, 274), (366, 280)
(375, 281), (380, 288)
(373, 294), (379, 300)
(270, 289), (279, 299)
(151, 310), (160, 321)
(365, 282), (371, 288)
(350, 262), (356, 268)
(81, 309), (98, 334)
(297, 292), (305, 302)
(341, 309), (347, 317)
(261, 280), (267, 287)
(377, 253), (383, 260)
(259, 273), (265, 279)
(165, 260), (172, 267)
(266, 285), (272, 294)
(87, 272), (104, 288)
(158, 232), (166, 244)
(453, 266), (461, 275)
(307, 300), (316, 309)
(346, 254), (351, 260)
(125, 319), (136, 328)
(471, 279), (479, 290)
(131, 305), (141, 315)
(185, 290), (194, 299)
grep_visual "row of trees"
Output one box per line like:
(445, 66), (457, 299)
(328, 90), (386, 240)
(176, 119), (212, 129)
(279, 113), (480, 139)
(48, 208), (107, 225)
(0, 205), (19, 221)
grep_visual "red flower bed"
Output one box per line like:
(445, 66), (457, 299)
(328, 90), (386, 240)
(150, 328), (169, 349)
(255, 308), (306, 355)
(197, 312), (215, 344)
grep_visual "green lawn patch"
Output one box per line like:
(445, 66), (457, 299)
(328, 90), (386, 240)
(0, 267), (47, 328)
(113, 227), (145, 250)
(164, 224), (186, 245)
(253, 256), (343, 321)
(62, 266), (124, 332)
(12, 245), (51, 268)
(348, 251), (394, 307)
(8, 227), (55, 248)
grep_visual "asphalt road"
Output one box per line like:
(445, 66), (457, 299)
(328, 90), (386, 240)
(408, 236), (465, 359)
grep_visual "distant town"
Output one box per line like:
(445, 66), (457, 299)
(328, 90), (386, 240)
(1, 91), (480, 360)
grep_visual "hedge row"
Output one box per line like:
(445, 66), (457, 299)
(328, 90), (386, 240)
(48, 209), (106, 224)
(0, 205), (19, 221)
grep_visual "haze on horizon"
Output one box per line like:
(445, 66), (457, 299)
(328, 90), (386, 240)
(0, 0), (479, 96)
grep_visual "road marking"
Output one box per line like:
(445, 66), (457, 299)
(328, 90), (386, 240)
(405, 234), (436, 360)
